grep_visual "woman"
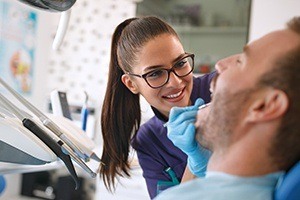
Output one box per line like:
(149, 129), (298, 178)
(100, 16), (214, 198)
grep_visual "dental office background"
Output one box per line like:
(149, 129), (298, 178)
(0, 0), (299, 199)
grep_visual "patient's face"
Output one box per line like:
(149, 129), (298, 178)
(195, 29), (300, 150)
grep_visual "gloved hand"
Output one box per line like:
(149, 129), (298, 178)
(167, 98), (211, 177)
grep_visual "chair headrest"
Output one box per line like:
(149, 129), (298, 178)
(274, 161), (300, 200)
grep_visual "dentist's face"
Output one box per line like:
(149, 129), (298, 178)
(195, 29), (300, 150)
(130, 34), (193, 118)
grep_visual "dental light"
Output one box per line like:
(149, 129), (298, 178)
(16, 0), (76, 50)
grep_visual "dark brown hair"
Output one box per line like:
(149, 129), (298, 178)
(259, 17), (300, 171)
(100, 16), (178, 191)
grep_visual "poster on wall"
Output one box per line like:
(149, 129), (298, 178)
(0, 0), (37, 94)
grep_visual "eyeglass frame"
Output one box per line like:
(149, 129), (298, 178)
(125, 53), (195, 89)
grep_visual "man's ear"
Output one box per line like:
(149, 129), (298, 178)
(121, 74), (139, 94)
(246, 89), (289, 123)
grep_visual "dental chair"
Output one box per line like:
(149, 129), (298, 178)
(274, 161), (300, 200)
(0, 175), (5, 196)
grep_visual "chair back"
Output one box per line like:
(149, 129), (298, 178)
(274, 161), (300, 200)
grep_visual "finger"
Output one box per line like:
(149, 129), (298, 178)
(168, 132), (189, 145)
(193, 98), (205, 108)
(168, 124), (196, 148)
(169, 98), (205, 120)
(184, 123), (196, 140)
(167, 119), (195, 136)
(169, 110), (198, 124)
(175, 111), (197, 124)
(170, 101), (201, 114)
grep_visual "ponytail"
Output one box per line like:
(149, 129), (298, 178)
(100, 16), (179, 191)
(100, 18), (141, 191)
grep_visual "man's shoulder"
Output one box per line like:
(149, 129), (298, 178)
(131, 116), (165, 147)
(155, 173), (277, 200)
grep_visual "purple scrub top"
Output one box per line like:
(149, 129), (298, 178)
(131, 72), (215, 199)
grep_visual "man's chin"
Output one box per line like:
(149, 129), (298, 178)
(195, 103), (215, 150)
(195, 104), (211, 126)
(196, 131), (211, 150)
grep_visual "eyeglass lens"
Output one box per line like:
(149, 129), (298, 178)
(145, 55), (194, 88)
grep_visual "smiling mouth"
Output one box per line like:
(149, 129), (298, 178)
(163, 89), (184, 99)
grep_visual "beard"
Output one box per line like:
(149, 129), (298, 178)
(196, 87), (256, 151)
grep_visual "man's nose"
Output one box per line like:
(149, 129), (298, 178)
(215, 57), (231, 73)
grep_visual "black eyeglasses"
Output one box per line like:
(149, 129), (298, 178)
(126, 53), (194, 89)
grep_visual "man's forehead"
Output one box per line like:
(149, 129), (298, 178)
(252, 29), (299, 52)
(245, 29), (299, 70)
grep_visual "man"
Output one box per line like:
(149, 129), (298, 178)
(155, 17), (300, 200)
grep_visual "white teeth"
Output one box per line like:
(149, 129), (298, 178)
(166, 91), (182, 98)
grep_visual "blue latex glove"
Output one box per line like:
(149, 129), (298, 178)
(167, 98), (211, 177)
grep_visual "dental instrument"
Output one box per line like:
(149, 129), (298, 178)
(48, 114), (101, 163)
(50, 90), (72, 120)
(198, 103), (211, 110)
(0, 107), (56, 163)
(0, 77), (86, 160)
(163, 103), (211, 128)
(0, 77), (97, 178)
(0, 103), (56, 163)
(0, 114), (57, 164)
(81, 91), (89, 132)
(50, 89), (101, 162)
(0, 93), (80, 188)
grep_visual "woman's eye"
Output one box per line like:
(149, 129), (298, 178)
(147, 70), (164, 78)
(175, 59), (187, 68)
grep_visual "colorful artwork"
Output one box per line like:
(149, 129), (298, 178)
(0, 1), (37, 93)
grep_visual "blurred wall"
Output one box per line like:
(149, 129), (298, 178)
(249, 0), (300, 42)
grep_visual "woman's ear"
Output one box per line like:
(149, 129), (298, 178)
(121, 74), (139, 94)
(246, 89), (289, 123)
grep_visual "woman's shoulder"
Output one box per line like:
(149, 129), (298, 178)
(131, 116), (166, 148)
(191, 71), (216, 104)
(139, 115), (164, 130)
(194, 71), (216, 84)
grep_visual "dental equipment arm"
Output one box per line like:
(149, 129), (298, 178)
(0, 77), (98, 161)
(0, 93), (81, 188)
(16, 0), (76, 50)
(52, 9), (71, 50)
(81, 91), (89, 131)
(0, 77), (97, 178)
(0, 77), (86, 158)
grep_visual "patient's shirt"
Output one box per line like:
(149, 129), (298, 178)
(154, 171), (284, 200)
